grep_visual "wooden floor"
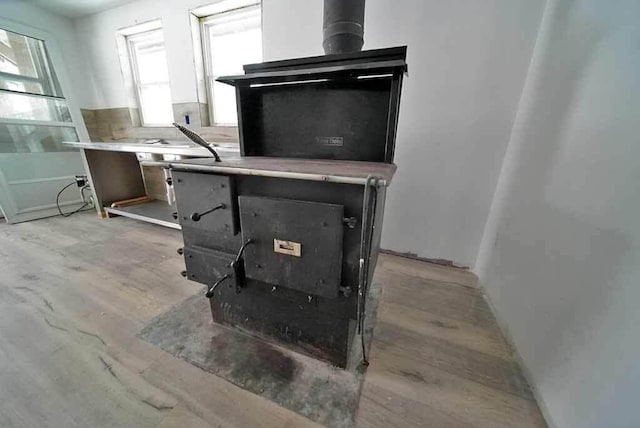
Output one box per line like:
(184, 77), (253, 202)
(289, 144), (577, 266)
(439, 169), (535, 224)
(0, 213), (546, 427)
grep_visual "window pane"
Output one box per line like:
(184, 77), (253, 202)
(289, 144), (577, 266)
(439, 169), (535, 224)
(0, 78), (43, 94)
(0, 29), (38, 77)
(0, 29), (61, 96)
(130, 31), (170, 84)
(0, 91), (71, 122)
(211, 81), (238, 125)
(208, 22), (261, 75)
(0, 49), (20, 75)
(0, 124), (77, 153)
(139, 83), (173, 125)
(205, 6), (261, 124)
(127, 29), (173, 125)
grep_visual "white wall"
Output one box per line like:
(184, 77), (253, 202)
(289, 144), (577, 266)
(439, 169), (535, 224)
(264, 0), (546, 266)
(74, 0), (545, 266)
(74, 0), (318, 108)
(475, 0), (640, 426)
(73, 0), (213, 109)
(0, 0), (93, 112)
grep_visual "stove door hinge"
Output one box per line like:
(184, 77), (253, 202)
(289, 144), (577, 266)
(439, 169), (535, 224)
(342, 217), (358, 229)
(339, 285), (353, 298)
(229, 239), (254, 294)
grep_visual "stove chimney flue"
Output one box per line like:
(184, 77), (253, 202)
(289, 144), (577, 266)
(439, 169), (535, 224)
(322, 0), (365, 55)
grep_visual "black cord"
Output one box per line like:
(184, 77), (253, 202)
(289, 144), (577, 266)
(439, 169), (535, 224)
(56, 182), (89, 217)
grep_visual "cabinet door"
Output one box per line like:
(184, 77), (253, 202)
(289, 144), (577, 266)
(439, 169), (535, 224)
(183, 245), (235, 286)
(172, 171), (238, 234)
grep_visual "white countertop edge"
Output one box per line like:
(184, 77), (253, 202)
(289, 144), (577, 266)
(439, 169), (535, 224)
(141, 160), (390, 187)
(62, 141), (239, 157)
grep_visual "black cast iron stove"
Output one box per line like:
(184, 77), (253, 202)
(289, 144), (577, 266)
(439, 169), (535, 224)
(170, 43), (407, 368)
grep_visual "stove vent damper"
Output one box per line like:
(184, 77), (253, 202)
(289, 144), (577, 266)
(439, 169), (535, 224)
(323, 0), (365, 54)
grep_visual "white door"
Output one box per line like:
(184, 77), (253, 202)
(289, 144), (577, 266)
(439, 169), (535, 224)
(0, 21), (88, 223)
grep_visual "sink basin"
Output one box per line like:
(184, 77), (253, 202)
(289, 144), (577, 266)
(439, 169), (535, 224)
(133, 139), (239, 161)
(142, 139), (191, 148)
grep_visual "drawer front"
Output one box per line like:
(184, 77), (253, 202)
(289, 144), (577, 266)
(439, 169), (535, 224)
(183, 245), (235, 286)
(239, 196), (344, 299)
(173, 171), (238, 234)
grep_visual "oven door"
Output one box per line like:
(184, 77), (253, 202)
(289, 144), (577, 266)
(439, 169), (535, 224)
(238, 196), (344, 299)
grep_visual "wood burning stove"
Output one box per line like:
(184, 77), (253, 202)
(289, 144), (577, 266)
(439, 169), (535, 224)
(170, 46), (407, 368)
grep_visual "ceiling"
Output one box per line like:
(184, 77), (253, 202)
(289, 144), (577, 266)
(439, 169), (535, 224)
(26, 0), (139, 19)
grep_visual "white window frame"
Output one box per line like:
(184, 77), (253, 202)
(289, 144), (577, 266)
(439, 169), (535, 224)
(125, 27), (173, 127)
(194, 0), (262, 126)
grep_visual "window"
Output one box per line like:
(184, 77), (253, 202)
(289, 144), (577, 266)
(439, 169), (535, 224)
(0, 28), (77, 152)
(198, 1), (262, 125)
(126, 28), (173, 126)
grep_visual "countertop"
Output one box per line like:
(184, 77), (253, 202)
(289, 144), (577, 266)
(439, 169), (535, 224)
(62, 139), (240, 157)
(64, 140), (396, 186)
(155, 157), (396, 187)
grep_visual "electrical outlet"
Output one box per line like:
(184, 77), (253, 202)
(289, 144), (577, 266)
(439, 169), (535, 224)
(75, 175), (88, 187)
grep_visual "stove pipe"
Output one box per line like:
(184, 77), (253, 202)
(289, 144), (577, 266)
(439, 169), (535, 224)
(322, 0), (365, 54)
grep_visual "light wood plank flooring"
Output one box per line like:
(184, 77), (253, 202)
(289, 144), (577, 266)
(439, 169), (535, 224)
(0, 213), (546, 427)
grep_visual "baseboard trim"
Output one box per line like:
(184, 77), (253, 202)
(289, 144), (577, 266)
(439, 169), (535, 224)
(380, 248), (470, 270)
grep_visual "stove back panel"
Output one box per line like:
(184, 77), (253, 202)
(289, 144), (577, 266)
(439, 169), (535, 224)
(219, 46), (407, 163)
(241, 79), (391, 161)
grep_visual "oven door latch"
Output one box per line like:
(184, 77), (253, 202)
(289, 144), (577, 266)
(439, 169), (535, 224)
(206, 239), (254, 298)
